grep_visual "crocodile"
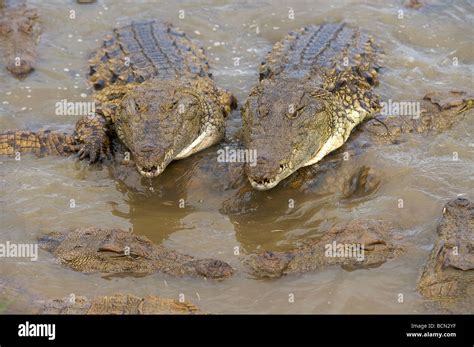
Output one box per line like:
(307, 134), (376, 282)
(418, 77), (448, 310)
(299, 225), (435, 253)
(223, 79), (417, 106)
(0, 20), (236, 177)
(417, 197), (473, 311)
(216, 91), (472, 213)
(242, 23), (381, 190)
(99, 90), (472, 252)
(363, 90), (473, 143)
(39, 293), (202, 314)
(38, 227), (234, 279)
(0, 276), (203, 314)
(245, 219), (404, 278)
(0, 1), (41, 76)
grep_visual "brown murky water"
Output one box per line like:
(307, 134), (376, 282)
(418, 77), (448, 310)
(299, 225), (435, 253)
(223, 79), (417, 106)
(0, 0), (473, 313)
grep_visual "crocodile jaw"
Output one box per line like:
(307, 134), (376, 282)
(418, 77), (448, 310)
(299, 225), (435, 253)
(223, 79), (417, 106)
(247, 163), (300, 190)
(135, 151), (173, 178)
(246, 130), (345, 190)
(303, 108), (365, 167)
(249, 178), (280, 190)
(137, 164), (165, 178)
(303, 132), (345, 167)
(175, 123), (223, 160)
(247, 110), (360, 191)
(135, 122), (223, 178)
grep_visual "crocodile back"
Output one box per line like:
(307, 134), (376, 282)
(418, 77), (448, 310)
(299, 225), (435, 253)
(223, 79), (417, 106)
(88, 20), (210, 90)
(260, 23), (379, 81)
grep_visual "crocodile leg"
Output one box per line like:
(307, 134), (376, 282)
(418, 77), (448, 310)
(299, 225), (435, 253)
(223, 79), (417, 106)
(0, 113), (112, 161)
(74, 114), (112, 163)
(0, 130), (79, 157)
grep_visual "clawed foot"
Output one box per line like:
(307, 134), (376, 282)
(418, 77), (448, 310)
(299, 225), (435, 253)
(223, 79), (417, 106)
(74, 114), (111, 163)
(76, 137), (111, 163)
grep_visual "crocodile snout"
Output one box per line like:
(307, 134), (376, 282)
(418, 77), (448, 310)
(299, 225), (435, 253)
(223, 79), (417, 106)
(134, 145), (172, 178)
(192, 259), (234, 279)
(245, 156), (283, 190)
(6, 56), (35, 76)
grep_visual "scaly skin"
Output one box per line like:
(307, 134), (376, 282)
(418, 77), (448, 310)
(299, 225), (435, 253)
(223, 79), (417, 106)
(0, 20), (236, 177)
(39, 227), (234, 280)
(91, 76), (234, 176)
(245, 219), (403, 278)
(417, 198), (473, 310)
(242, 23), (381, 190)
(0, 130), (78, 157)
(80, 20), (235, 176)
(363, 90), (473, 144)
(0, 3), (40, 76)
(0, 277), (202, 314)
(39, 294), (202, 314)
(216, 91), (472, 217)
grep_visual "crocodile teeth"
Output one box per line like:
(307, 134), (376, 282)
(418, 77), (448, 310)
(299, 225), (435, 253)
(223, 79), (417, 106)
(250, 178), (279, 190)
(137, 165), (162, 177)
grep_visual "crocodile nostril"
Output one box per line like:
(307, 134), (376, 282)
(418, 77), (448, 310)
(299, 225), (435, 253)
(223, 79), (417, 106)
(139, 144), (154, 153)
(141, 165), (158, 173)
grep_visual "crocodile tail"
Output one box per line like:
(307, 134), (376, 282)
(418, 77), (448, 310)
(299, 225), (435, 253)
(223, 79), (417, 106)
(0, 130), (79, 157)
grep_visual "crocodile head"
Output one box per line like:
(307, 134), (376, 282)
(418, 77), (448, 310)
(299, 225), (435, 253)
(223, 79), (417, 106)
(0, 7), (40, 76)
(115, 80), (205, 177)
(242, 78), (340, 190)
(39, 228), (157, 274)
(334, 219), (401, 270)
(245, 251), (294, 278)
(188, 259), (234, 279)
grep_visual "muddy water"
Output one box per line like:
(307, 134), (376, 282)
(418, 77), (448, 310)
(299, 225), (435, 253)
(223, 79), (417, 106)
(1, 0), (473, 313)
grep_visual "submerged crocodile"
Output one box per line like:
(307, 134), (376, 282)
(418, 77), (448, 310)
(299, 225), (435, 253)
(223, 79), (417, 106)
(417, 197), (473, 311)
(242, 23), (381, 190)
(39, 293), (202, 314)
(245, 219), (403, 278)
(0, 1), (40, 76)
(0, 20), (235, 177)
(39, 227), (234, 279)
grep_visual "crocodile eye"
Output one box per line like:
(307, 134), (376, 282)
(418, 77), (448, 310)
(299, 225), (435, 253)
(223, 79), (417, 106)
(264, 251), (277, 260)
(258, 104), (269, 117)
(170, 100), (178, 110)
(287, 105), (306, 119)
(297, 105), (307, 115)
(126, 98), (138, 115)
